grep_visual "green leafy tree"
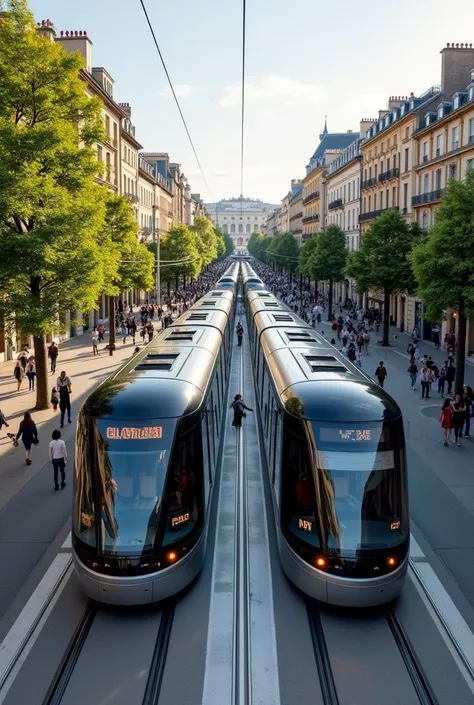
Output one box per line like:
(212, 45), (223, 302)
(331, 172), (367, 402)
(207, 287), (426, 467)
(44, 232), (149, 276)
(248, 231), (269, 262)
(346, 210), (419, 346)
(412, 171), (474, 395)
(0, 0), (108, 409)
(308, 225), (347, 321)
(223, 231), (235, 257)
(150, 225), (201, 293)
(102, 196), (154, 350)
(191, 215), (219, 267)
(212, 226), (226, 259)
(266, 234), (284, 270)
(298, 235), (319, 296)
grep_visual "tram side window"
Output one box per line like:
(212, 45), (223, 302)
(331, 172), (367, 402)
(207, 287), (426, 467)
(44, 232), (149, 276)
(208, 393), (216, 467)
(163, 424), (203, 546)
(273, 412), (283, 508)
(74, 415), (96, 549)
(201, 412), (212, 504)
(281, 424), (321, 548)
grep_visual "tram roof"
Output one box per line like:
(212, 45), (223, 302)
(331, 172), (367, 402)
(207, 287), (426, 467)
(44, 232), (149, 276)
(176, 308), (229, 331)
(188, 292), (233, 317)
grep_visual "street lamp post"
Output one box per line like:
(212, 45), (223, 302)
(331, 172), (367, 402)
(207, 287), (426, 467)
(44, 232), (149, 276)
(152, 204), (161, 307)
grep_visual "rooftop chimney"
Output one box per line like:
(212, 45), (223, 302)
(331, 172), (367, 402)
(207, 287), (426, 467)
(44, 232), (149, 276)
(37, 19), (56, 42)
(441, 43), (474, 97)
(359, 118), (377, 139)
(56, 30), (93, 73)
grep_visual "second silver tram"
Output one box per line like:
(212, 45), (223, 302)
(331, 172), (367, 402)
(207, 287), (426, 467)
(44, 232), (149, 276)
(246, 293), (409, 607)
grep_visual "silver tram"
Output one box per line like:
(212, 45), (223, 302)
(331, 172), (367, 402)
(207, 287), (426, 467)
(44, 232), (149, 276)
(72, 289), (234, 605)
(246, 292), (409, 607)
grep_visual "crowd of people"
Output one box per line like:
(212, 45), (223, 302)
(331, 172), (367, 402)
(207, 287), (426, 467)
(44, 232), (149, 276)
(250, 258), (474, 449)
(1, 258), (233, 487)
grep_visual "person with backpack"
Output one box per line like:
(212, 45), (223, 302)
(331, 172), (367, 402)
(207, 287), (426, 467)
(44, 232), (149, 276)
(375, 362), (387, 388)
(14, 360), (24, 392)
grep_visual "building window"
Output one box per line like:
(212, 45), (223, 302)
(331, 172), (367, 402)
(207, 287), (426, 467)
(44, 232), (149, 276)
(469, 86), (474, 101)
(231, 224), (235, 233)
(223, 224), (228, 233)
(105, 115), (110, 137)
(105, 152), (111, 182)
(468, 118), (474, 144)
(467, 158), (474, 173)
(423, 174), (429, 193)
(451, 126), (459, 151)
(403, 183), (408, 209)
(246, 224), (251, 233)
(422, 141), (429, 163)
(404, 148), (409, 172)
(435, 168), (442, 191)
(238, 224), (243, 233)
(97, 145), (103, 162)
(436, 134), (443, 157)
(422, 212), (429, 230)
(254, 224), (258, 231)
(449, 164), (457, 180)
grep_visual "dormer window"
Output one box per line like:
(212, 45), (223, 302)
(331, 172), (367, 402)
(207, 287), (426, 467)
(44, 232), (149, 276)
(400, 104), (406, 116)
(453, 95), (460, 110)
(384, 115), (390, 127)
(392, 108), (400, 120)
(409, 100), (415, 110)
(469, 86), (474, 102)
(437, 105), (444, 119)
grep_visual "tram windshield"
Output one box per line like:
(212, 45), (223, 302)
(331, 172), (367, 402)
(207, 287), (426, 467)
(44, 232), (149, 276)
(79, 419), (177, 556)
(311, 421), (408, 555)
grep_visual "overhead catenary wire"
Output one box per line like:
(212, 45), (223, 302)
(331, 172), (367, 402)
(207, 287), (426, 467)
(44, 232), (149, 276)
(240, 0), (247, 220)
(138, 0), (212, 199)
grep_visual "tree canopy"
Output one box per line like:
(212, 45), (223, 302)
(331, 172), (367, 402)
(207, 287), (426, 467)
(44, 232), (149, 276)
(190, 215), (219, 266)
(346, 209), (419, 345)
(266, 232), (299, 273)
(306, 225), (347, 319)
(412, 171), (474, 394)
(151, 225), (201, 287)
(248, 231), (269, 262)
(0, 0), (112, 407)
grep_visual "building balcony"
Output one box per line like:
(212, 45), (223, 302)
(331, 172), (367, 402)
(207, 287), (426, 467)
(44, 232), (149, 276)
(328, 198), (344, 210)
(290, 211), (303, 221)
(412, 189), (445, 206)
(302, 191), (320, 205)
(124, 192), (139, 204)
(302, 233), (313, 241)
(378, 168), (400, 183)
(302, 214), (320, 224)
(361, 177), (377, 190)
(292, 228), (303, 234)
(359, 206), (399, 223)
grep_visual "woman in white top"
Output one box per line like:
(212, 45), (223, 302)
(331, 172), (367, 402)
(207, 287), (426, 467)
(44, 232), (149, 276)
(49, 429), (68, 491)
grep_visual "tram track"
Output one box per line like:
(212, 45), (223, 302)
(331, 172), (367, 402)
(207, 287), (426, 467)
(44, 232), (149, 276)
(306, 598), (441, 705)
(141, 600), (176, 705)
(232, 307), (251, 705)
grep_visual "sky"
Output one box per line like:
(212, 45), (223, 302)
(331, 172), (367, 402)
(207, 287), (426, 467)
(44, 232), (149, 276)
(28, 0), (474, 205)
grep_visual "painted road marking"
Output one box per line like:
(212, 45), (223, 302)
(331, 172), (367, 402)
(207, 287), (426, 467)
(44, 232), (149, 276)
(0, 554), (72, 700)
(61, 532), (72, 550)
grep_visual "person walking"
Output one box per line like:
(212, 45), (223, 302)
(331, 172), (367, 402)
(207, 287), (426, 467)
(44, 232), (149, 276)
(48, 342), (59, 374)
(462, 385), (473, 438)
(420, 365), (433, 399)
(408, 359), (418, 390)
(92, 328), (100, 356)
(231, 394), (253, 428)
(26, 356), (36, 391)
(446, 362), (456, 397)
(0, 409), (10, 435)
(439, 399), (454, 446)
(56, 371), (72, 428)
(452, 395), (466, 447)
(49, 429), (68, 490)
(438, 363), (448, 397)
(120, 323), (127, 345)
(14, 360), (25, 392)
(18, 348), (29, 371)
(16, 412), (38, 465)
(375, 361), (387, 388)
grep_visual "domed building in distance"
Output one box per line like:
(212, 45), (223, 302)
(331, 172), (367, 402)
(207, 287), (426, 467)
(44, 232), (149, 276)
(205, 195), (279, 247)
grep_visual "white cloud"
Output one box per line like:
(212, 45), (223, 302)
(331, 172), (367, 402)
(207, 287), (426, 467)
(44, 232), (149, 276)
(219, 75), (325, 108)
(158, 84), (191, 98)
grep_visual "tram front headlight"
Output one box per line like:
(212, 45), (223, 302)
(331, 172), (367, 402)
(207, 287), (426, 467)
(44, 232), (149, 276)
(167, 551), (178, 563)
(315, 557), (326, 568)
(387, 557), (396, 568)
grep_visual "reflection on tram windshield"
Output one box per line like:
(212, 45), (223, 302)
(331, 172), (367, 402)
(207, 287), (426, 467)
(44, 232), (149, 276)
(95, 419), (176, 556)
(312, 422), (408, 554)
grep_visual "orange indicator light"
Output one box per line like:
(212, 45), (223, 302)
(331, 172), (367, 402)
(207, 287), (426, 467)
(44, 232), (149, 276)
(387, 557), (396, 567)
(167, 552), (178, 563)
(316, 557), (326, 568)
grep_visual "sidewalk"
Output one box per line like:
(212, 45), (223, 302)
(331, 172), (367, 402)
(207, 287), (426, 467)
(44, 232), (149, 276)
(0, 322), (154, 511)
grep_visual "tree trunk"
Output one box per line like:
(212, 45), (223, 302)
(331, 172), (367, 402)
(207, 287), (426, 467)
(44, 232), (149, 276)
(108, 295), (116, 356)
(327, 279), (333, 321)
(34, 335), (49, 410)
(455, 305), (467, 398)
(382, 288), (391, 346)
